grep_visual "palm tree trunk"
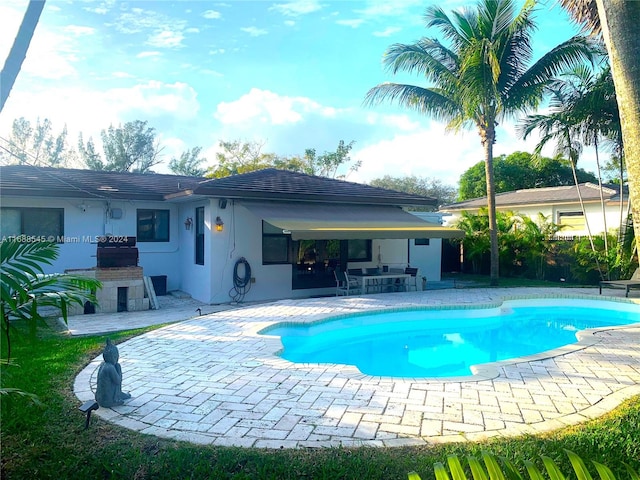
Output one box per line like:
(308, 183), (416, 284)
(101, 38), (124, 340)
(593, 137), (609, 273)
(0, 0), (46, 112)
(570, 156), (604, 279)
(596, 0), (640, 260)
(618, 154), (624, 248)
(482, 126), (499, 286)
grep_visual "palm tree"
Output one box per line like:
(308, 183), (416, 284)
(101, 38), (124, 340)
(364, 0), (595, 285)
(561, 0), (640, 261)
(520, 83), (604, 279)
(1, 240), (100, 361)
(520, 63), (625, 279)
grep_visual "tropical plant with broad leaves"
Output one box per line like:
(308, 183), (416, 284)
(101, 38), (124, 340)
(455, 209), (559, 278)
(365, 0), (596, 286)
(408, 450), (639, 480)
(1, 240), (100, 362)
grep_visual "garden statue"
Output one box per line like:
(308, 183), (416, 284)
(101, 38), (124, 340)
(95, 339), (131, 407)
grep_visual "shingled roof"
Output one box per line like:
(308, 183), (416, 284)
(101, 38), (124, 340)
(442, 183), (627, 211)
(0, 165), (202, 200)
(187, 168), (436, 206)
(0, 165), (437, 207)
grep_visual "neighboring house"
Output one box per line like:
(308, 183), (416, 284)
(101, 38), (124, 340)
(0, 165), (463, 308)
(441, 183), (629, 239)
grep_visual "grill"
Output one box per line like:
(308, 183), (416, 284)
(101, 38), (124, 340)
(96, 236), (138, 268)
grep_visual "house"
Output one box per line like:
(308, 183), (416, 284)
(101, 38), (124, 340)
(0, 165), (463, 309)
(441, 183), (630, 239)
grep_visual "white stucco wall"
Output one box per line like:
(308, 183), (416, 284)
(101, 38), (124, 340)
(176, 200), (212, 303)
(1, 196), (183, 291)
(207, 201), (412, 304)
(407, 212), (446, 283)
(2, 195), (420, 305)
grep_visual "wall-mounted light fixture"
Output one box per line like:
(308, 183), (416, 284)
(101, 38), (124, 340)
(215, 216), (224, 232)
(184, 217), (193, 230)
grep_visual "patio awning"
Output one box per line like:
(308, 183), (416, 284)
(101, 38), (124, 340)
(240, 201), (464, 240)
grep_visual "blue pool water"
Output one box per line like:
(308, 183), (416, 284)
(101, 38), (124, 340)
(261, 300), (640, 378)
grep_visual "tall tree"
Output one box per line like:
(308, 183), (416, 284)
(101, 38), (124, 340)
(560, 0), (640, 258)
(369, 175), (457, 210)
(207, 139), (359, 179)
(295, 140), (359, 179)
(206, 140), (278, 178)
(0, 117), (74, 167)
(78, 120), (163, 173)
(520, 82), (603, 277)
(168, 147), (208, 177)
(365, 0), (595, 285)
(458, 151), (597, 200)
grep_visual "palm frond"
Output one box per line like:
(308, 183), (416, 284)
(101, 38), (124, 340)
(512, 36), (596, 93)
(384, 40), (458, 83)
(408, 451), (639, 480)
(1, 240), (101, 361)
(364, 83), (461, 122)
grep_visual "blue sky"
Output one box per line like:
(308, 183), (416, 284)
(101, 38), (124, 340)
(0, 0), (593, 186)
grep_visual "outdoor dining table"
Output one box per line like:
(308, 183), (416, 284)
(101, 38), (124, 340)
(348, 272), (412, 294)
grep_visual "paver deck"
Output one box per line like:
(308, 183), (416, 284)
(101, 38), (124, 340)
(73, 288), (640, 448)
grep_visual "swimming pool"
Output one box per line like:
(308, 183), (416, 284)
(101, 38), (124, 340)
(261, 298), (640, 378)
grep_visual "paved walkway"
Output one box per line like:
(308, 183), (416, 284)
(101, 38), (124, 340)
(74, 288), (640, 448)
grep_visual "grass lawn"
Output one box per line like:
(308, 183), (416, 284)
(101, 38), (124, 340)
(2, 316), (639, 480)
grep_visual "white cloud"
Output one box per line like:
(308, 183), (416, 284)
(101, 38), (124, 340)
(241, 26), (268, 37)
(0, 3), (26, 60)
(85, 6), (108, 15)
(106, 81), (200, 119)
(202, 9), (222, 19)
(19, 27), (78, 79)
(63, 25), (96, 36)
(209, 48), (225, 55)
(215, 88), (333, 126)
(271, 0), (323, 17)
(82, 0), (115, 15)
(112, 7), (190, 51)
(147, 30), (185, 48)
(364, 113), (420, 131)
(351, 127), (481, 186)
(284, 20), (296, 27)
(336, 19), (364, 28)
(373, 27), (400, 37)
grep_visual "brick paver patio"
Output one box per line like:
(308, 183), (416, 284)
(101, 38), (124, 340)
(74, 288), (640, 447)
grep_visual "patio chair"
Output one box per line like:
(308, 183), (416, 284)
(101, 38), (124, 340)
(404, 267), (419, 292)
(365, 267), (381, 293)
(599, 267), (640, 297)
(335, 271), (361, 296)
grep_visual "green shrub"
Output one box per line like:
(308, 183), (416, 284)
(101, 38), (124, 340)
(408, 450), (639, 480)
